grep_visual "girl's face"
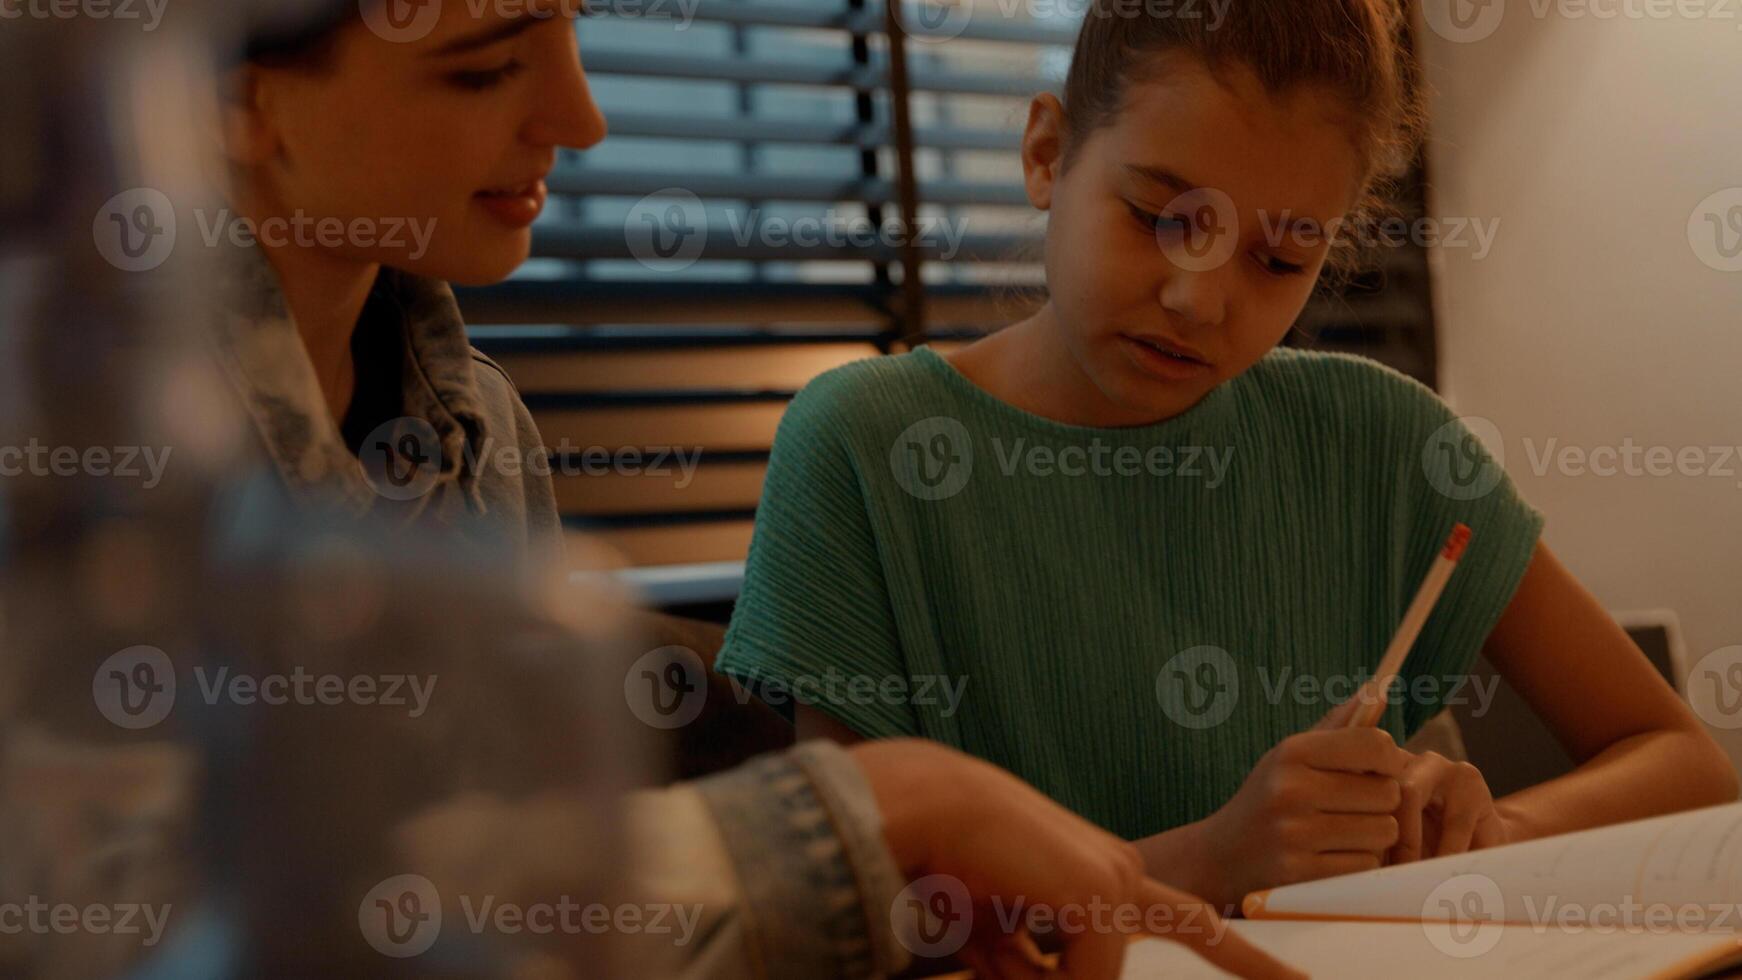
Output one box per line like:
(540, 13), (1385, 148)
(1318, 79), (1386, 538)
(1025, 56), (1367, 423)
(235, 0), (604, 286)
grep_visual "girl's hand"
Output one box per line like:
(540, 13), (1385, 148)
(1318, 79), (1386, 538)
(1388, 751), (1512, 864)
(1196, 700), (1412, 902)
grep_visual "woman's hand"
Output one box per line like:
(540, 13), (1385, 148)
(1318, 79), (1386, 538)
(855, 739), (1306, 980)
(1388, 750), (1512, 864)
(1192, 700), (1413, 903)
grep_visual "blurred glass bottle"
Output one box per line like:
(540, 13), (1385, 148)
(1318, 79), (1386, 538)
(0, 6), (635, 978)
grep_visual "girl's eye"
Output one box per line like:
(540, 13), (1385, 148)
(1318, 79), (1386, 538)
(448, 60), (527, 92)
(1125, 202), (1188, 235)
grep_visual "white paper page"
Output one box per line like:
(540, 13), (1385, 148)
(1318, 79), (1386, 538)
(1121, 921), (1742, 980)
(1244, 802), (1742, 928)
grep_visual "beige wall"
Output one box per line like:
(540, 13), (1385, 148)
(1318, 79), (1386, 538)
(1419, 7), (1742, 763)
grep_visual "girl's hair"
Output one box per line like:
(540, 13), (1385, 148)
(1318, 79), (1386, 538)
(1059, 0), (1427, 272)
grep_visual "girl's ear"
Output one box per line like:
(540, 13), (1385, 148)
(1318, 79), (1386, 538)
(1020, 93), (1066, 211)
(219, 66), (278, 167)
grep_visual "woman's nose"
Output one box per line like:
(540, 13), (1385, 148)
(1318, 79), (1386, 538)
(526, 48), (608, 151)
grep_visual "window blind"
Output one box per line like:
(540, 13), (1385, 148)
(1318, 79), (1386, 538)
(457, 0), (1439, 571)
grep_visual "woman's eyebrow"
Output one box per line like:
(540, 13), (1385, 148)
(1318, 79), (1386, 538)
(425, 14), (543, 57)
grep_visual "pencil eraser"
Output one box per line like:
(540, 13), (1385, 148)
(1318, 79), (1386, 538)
(1442, 523), (1472, 561)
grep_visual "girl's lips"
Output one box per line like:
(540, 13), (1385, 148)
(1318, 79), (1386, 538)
(1119, 333), (1214, 383)
(474, 179), (547, 229)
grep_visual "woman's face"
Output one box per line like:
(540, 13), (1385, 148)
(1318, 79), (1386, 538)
(1026, 56), (1367, 423)
(238, 0), (604, 285)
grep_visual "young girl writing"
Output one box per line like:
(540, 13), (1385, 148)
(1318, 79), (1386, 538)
(717, 0), (1736, 909)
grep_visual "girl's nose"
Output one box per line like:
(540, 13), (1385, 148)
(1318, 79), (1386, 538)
(1158, 269), (1227, 329)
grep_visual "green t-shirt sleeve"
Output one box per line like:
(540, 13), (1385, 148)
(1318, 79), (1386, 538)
(1371, 365), (1546, 736)
(716, 370), (920, 738)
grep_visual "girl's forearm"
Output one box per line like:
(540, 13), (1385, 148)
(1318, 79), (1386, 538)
(1132, 818), (1239, 913)
(1495, 726), (1739, 843)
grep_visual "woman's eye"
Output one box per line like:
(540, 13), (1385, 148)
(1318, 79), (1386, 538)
(1258, 254), (1308, 277)
(448, 60), (527, 92)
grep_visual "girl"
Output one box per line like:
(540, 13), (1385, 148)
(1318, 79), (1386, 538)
(717, 0), (1737, 909)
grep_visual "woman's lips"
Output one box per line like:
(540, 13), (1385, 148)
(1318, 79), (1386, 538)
(474, 179), (547, 229)
(1119, 333), (1214, 383)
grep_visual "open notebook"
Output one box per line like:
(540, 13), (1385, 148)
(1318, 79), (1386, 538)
(1124, 802), (1742, 979)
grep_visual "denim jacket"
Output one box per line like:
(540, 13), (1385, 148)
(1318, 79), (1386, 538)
(203, 245), (914, 979)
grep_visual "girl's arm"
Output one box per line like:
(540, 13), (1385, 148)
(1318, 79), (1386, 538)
(1480, 540), (1738, 841)
(797, 703), (867, 746)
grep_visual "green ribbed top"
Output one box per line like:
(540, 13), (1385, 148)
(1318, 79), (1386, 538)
(718, 346), (1543, 840)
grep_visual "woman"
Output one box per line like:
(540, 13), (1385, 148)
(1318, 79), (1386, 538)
(195, 5), (1302, 977)
(214, 0), (603, 566)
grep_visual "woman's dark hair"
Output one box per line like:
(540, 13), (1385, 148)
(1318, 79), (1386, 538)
(241, 0), (367, 68)
(1059, 0), (1427, 273)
